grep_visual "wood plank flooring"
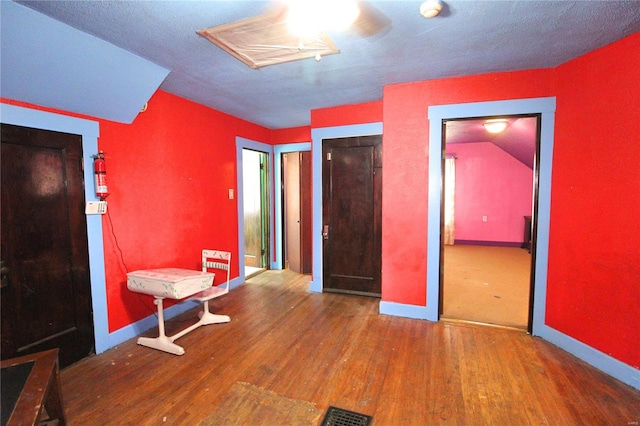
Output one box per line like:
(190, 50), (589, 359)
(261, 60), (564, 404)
(60, 270), (640, 425)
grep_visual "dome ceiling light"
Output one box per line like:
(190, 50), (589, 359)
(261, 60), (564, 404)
(484, 119), (509, 134)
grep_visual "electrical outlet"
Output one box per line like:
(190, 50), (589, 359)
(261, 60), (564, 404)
(86, 201), (108, 215)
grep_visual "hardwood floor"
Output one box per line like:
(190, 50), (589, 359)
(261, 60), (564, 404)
(60, 270), (639, 425)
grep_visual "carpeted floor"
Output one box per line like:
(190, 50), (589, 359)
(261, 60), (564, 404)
(199, 382), (323, 426)
(442, 245), (531, 329)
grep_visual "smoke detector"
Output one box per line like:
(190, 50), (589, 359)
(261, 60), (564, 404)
(420, 0), (443, 18)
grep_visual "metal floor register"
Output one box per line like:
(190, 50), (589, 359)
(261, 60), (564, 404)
(319, 406), (372, 426)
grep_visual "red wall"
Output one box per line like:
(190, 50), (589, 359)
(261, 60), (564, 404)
(2, 91), (271, 332)
(447, 142), (533, 243)
(271, 126), (311, 144)
(546, 33), (640, 368)
(311, 101), (383, 128)
(3, 33), (638, 368)
(99, 91), (270, 331)
(377, 34), (639, 367)
(381, 70), (555, 305)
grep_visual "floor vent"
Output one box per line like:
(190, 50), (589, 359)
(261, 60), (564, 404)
(319, 406), (372, 426)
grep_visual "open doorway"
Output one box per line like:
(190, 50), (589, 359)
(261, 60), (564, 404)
(439, 115), (539, 330)
(243, 148), (270, 278)
(282, 151), (312, 274)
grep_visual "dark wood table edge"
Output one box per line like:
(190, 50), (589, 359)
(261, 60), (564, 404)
(1, 348), (66, 426)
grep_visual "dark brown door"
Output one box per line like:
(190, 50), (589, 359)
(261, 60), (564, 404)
(1, 124), (94, 368)
(322, 136), (382, 296)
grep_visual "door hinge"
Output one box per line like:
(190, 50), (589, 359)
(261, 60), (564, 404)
(326, 152), (331, 161)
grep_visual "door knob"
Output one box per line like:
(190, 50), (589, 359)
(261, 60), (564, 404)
(322, 225), (329, 240)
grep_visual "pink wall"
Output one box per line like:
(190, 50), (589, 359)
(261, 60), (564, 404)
(546, 32), (640, 368)
(447, 142), (533, 244)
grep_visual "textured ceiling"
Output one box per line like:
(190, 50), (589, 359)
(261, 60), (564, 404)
(7, 1), (640, 129)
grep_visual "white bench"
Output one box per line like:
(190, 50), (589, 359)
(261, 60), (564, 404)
(127, 250), (231, 355)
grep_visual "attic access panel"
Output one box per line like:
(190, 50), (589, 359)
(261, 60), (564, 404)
(197, 12), (340, 69)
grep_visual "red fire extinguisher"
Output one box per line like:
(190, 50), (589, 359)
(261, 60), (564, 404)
(92, 152), (109, 199)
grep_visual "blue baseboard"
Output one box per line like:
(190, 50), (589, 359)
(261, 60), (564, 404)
(535, 324), (640, 390)
(379, 301), (434, 321)
(379, 301), (639, 390)
(102, 279), (639, 392)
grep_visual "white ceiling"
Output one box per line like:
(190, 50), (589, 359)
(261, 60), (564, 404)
(4, 1), (640, 129)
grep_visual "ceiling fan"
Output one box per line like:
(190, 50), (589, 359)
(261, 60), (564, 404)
(196, 1), (393, 69)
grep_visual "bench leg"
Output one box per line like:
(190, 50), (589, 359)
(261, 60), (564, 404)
(136, 297), (185, 355)
(198, 300), (231, 325)
(137, 336), (185, 356)
(199, 311), (231, 325)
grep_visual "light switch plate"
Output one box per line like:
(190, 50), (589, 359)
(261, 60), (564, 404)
(86, 201), (108, 215)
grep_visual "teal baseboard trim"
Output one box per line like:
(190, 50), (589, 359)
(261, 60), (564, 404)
(536, 324), (639, 390)
(379, 301), (433, 321)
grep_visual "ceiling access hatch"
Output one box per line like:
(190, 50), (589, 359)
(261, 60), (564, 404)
(197, 12), (340, 69)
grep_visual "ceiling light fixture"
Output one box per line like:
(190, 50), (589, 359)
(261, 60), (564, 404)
(484, 119), (508, 134)
(287, 0), (360, 37)
(420, 0), (444, 19)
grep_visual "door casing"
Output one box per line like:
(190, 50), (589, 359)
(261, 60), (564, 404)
(310, 123), (383, 293)
(0, 103), (110, 352)
(426, 98), (556, 336)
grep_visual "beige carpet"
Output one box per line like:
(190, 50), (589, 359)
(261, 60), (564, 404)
(199, 382), (323, 426)
(442, 245), (531, 329)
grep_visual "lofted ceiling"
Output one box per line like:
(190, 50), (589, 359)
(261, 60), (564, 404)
(2, 1), (640, 129)
(445, 116), (538, 169)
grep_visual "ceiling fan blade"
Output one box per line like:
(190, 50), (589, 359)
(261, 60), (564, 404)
(353, 1), (392, 38)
